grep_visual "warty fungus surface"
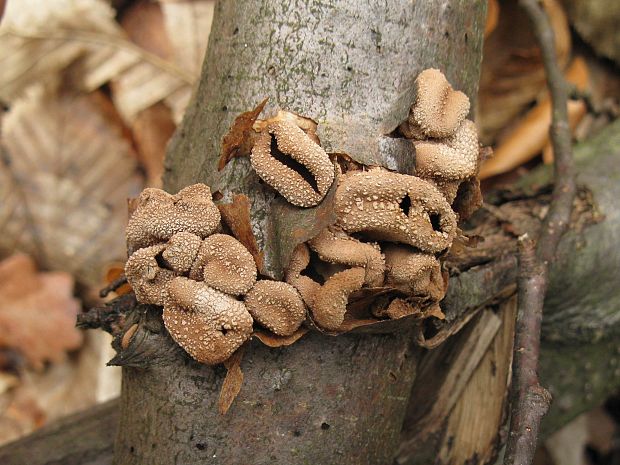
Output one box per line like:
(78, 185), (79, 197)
(163, 277), (254, 365)
(244, 280), (306, 336)
(250, 119), (334, 207)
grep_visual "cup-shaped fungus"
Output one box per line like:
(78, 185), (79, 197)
(126, 184), (221, 253)
(189, 234), (257, 296)
(405, 68), (470, 139)
(413, 120), (479, 203)
(250, 119), (334, 207)
(161, 232), (202, 274)
(125, 244), (177, 306)
(310, 267), (366, 331)
(334, 168), (457, 253)
(383, 244), (445, 301)
(244, 280), (306, 336)
(163, 277), (253, 365)
(284, 243), (321, 308)
(307, 228), (385, 287)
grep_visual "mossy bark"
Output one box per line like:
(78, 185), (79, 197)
(115, 1), (487, 465)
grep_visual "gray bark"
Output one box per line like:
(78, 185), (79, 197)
(2, 121), (620, 464)
(116, 1), (486, 465)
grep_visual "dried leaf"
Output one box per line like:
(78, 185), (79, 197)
(219, 99), (268, 170)
(218, 346), (244, 415)
(0, 254), (82, 369)
(478, 0), (571, 143)
(253, 328), (308, 347)
(159, 0), (215, 76)
(480, 58), (590, 178)
(0, 0), (193, 122)
(217, 194), (265, 274)
(104, 263), (132, 296)
(0, 86), (141, 285)
(485, 0), (499, 38)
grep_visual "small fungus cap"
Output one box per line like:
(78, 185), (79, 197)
(163, 277), (253, 365)
(308, 228), (385, 287)
(125, 244), (176, 306)
(408, 68), (470, 139)
(126, 184), (221, 253)
(334, 168), (457, 253)
(162, 232), (202, 274)
(244, 280), (306, 336)
(250, 119), (334, 207)
(310, 267), (366, 331)
(284, 243), (321, 308)
(384, 244), (445, 300)
(189, 233), (257, 296)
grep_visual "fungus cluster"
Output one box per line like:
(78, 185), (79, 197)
(124, 184), (306, 365)
(123, 68), (481, 363)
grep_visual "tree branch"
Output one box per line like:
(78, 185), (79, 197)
(504, 1), (578, 464)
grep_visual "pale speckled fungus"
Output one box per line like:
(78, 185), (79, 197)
(284, 243), (321, 308)
(250, 119), (334, 207)
(126, 183), (221, 254)
(307, 227), (385, 287)
(189, 233), (257, 296)
(405, 68), (470, 139)
(310, 267), (366, 331)
(383, 244), (445, 301)
(334, 168), (457, 253)
(163, 277), (253, 365)
(413, 120), (479, 203)
(162, 232), (202, 274)
(244, 280), (306, 336)
(125, 244), (176, 306)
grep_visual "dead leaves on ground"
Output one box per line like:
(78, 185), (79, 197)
(0, 86), (140, 286)
(0, 254), (82, 369)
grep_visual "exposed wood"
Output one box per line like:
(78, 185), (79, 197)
(0, 400), (118, 465)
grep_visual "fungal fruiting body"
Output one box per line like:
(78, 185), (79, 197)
(125, 243), (176, 306)
(163, 277), (253, 365)
(334, 168), (457, 253)
(189, 234), (257, 296)
(244, 280), (306, 336)
(405, 68), (470, 139)
(250, 119), (334, 207)
(126, 183), (221, 254)
(284, 243), (321, 308)
(383, 244), (445, 301)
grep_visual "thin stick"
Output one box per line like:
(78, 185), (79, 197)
(504, 1), (577, 464)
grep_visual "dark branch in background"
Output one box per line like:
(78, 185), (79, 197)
(504, 1), (578, 465)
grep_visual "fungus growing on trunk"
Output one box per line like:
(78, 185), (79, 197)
(413, 120), (479, 202)
(250, 119), (334, 207)
(126, 184), (221, 253)
(125, 244), (176, 306)
(244, 280), (306, 336)
(404, 68), (470, 139)
(189, 233), (257, 296)
(310, 267), (366, 331)
(163, 277), (253, 365)
(284, 243), (321, 308)
(307, 227), (385, 287)
(383, 244), (445, 301)
(162, 232), (202, 274)
(334, 168), (457, 253)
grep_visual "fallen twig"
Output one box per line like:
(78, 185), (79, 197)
(503, 1), (578, 464)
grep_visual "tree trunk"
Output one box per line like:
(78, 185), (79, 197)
(114, 1), (486, 464)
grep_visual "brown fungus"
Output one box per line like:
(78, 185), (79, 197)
(189, 233), (257, 296)
(250, 119), (334, 207)
(383, 244), (445, 301)
(163, 277), (253, 365)
(310, 267), (366, 331)
(244, 280), (306, 336)
(334, 168), (457, 253)
(125, 244), (176, 306)
(413, 120), (480, 203)
(406, 68), (470, 139)
(284, 243), (321, 308)
(126, 184), (221, 253)
(161, 231), (202, 274)
(307, 227), (385, 287)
